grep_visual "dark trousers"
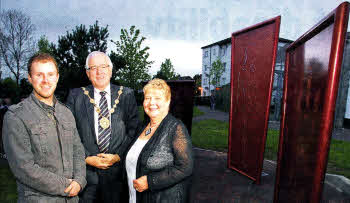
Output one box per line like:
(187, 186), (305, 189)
(79, 172), (126, 203)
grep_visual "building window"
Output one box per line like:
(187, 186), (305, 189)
(222, 77), (226, 84)
(221, 46), (226, 56)
(223, 62), (226, 72)
(213, 49), (216, 56)
(204, 51), (208, 58)
(204, 78), (208, 85)
(205, 66), (210, 73)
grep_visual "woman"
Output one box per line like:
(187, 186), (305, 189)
(125, 78), (193, 203)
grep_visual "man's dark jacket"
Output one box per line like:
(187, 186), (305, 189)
(66, 84), (139, 195)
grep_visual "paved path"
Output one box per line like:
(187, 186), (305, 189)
(193, 106), (350, 141)
(1, 148), (349, 202)
(190, 148), (350, 202)
(190, 105), (350, 202)
(193, 106), (229, 122)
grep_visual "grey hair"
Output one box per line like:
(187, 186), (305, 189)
(85, 51), (113, 70)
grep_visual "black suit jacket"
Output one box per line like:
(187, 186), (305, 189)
(66, 84), (139, 185)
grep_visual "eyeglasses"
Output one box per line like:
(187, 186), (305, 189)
(87, 65), (109, 71)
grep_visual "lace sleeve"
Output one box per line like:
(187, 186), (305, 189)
(147, 122), (193, 191)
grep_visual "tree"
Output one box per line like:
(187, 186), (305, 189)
(193, 74), (202, 96)
(109, 51), (126, 85)
(0, 77), (19, 101)
(153, 58), (179, 80)
(19, 78), (32, 98)
(37, 35), (53, 54)
(0, 77), (32, 103)
(0, 9), (36, 85)
(0, 61), (2, 80)
(111, 25), (152, 90)
(210, 59), (225, 89)
(50, 21), (109, 100)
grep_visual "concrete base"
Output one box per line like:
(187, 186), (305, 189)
(325, 173), (350, 195)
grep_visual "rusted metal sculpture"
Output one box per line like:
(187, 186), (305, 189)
(274, 2), (349, 202)
(228, 16), (281, 184)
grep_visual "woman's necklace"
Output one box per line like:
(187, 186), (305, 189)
(145, 122), (160, 136)
(82, 86), (123, 129)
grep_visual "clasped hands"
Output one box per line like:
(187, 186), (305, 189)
(64, 179), (81, 197)
(86, 153), (121, 169)
(133, 175), (148, 192)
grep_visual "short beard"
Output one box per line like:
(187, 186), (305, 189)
(33, 88), (55, 103)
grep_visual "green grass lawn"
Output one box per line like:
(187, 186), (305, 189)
(327, 139), (350, 178)
(191, 119), (350, 179)
(192, 106), (205, 117)
(264, 129), (280, 161)
(191, 119), (229, 151)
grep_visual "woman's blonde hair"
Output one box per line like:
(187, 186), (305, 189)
(143, 78), (171, 101)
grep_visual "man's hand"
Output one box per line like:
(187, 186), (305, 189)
(97, 153), (120, 165)
(64, 179), (81, 197)
(133, 175), (148, 192)
(85, 156), (111, 169)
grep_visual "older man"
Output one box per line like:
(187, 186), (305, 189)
(2, 53), (86, 202)
(66, 51), (139, 203)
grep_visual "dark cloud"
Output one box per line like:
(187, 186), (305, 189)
(1, 0), (347, 78)
(3, 0), (347, 43)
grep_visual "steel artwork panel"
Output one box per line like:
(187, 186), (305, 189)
(274, 3), (349, 203)
(228, 16), (280, 184)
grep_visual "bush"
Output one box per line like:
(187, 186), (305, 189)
(134, 90), (144, 106)
(214, 84), (231, 112)
(194, 96), (210, 106)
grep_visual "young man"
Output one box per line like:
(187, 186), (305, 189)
(2, 53), (86, 202)
(66, 51), (139, 203)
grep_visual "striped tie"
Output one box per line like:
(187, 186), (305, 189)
(98, 91), (111, 153)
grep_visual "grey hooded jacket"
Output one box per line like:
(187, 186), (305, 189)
(2, 93), (86, 203)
